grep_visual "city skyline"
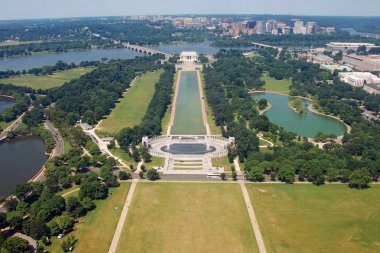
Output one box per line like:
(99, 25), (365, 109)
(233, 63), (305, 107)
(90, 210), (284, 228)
(0, 0), (380, 20)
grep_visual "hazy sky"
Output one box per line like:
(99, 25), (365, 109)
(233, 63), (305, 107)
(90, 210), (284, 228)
(0, 0), (379, 20)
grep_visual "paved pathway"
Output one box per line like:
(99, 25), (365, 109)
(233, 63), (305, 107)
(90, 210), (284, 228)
(108, 179), (138, 253)
(234, 157), (243, 175)
(239, 181), (267, 253)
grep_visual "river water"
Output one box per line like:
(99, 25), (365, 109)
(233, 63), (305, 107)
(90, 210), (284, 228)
(0, 136), (48, 198)
(0, 41), (253, 71)
(253, 92), (347, 138)
(0, 96), (15, 113)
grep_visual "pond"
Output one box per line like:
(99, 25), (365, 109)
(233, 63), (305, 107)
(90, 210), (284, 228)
(161, 144), (216, 155)
(0, 96), (15, 113)
(171, 71), (206, 135)
(252, 92), (347, 138)
(0, 136), (48, 198)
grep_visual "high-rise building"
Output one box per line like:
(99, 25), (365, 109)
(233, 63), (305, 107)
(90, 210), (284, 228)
(293, 20), (305, 34)
(256, 21), (266, 34)
(247, 21), (256, 29)
(266, 20), (277, 32)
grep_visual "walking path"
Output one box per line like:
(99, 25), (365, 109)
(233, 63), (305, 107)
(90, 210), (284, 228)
(234, 157), (243, 175)
(239, 181), (267, 253)
(108, 179), (138, 253)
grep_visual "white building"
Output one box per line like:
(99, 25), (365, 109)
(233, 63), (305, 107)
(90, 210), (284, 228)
(179, 51), (198, 64)
(326, 42), (378, 51)
(339, 72), (380, 87)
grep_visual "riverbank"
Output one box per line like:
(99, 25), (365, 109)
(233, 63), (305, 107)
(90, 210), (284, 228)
(258, 102), (272, 115)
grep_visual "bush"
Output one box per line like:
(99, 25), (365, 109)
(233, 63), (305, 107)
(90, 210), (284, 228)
(146, 169), (159, 181)
(119, 171), (132, 180)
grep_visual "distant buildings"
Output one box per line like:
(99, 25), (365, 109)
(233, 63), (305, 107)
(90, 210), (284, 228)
(342, 54), (380, 72)
(339, 72), (380, 94)
(326, 42), (378, 52)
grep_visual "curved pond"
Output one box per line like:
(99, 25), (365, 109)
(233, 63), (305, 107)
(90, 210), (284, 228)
(0, 136), (48, 198)
(161, 144), (216, 154)
(0, 96), (15, 113)
(252, 92), (347, 138)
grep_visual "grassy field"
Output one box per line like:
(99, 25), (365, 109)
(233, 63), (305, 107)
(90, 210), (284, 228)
(247, 184), (380, 253)
(0, 68), (94, 89)
(261, 72), (291, 95)
(211, 156), (234, 172)
(98, 70), (163, 134)
(110, 148), (137, 168)
(116, 182), (259, 253)
(144, 156), (165, 170)
(46, 182), (131, 253)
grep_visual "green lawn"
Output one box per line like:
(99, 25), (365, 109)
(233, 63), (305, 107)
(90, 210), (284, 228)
(110, 148), (137, 168)
(116, 182), (259, 253)
(0, 68), (94, 89)
(247, 184), (380, 253)
(261, 72), (291, 95)
(46, 182), (131, 253)
(98, 70), (163, 134)
(211, 156), (234, 172)
(144, 156), (165, 170)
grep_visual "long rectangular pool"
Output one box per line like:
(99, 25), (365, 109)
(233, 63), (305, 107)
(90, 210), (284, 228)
(171, 71), (206, 135)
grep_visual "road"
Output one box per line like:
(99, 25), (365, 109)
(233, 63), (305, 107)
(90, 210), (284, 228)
(44, 119), (64, 156)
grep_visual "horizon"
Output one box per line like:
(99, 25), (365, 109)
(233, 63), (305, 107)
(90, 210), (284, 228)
(1, 0), (380, 21)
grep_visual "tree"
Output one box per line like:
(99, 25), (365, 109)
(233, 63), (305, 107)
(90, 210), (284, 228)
(80, 197), (95, 211)
(59, 216), (74, 233)
(146, 169), (160, 181)
(66, 196), (86, 217)
(246, 167), (265, 182)
(49, 221), (62, 236)
(61, 235), (77, 253)
(5, 199), (18, 212)
(8, 215), (23, 231)
(220, 173), (227, 180)
(139, 171), (144, 179)
(232, 171), (238, 181)
(0, 213), (8, 229)
(119, 171), (131, 180)
(349, 169), (371, 189)
(22, 219), (49, 240)
(1, 237), (29, 253)
(79, 180), (108, 200)
(277, 165), (295, 184)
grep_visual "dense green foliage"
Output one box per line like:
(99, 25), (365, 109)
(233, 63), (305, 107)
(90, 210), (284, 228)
(0, 84), (32, 123)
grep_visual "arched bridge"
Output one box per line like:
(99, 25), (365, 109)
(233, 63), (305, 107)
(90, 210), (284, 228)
(122, 42), (173, 58)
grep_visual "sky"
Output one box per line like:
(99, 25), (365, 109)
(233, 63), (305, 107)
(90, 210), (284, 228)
(0, 0), (379, 20)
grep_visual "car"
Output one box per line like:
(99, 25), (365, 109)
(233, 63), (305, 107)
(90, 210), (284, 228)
(57, 234), (64, 239)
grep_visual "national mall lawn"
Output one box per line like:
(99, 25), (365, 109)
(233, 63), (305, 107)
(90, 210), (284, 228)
(247, 184), (380, 253)
(116, 182), (259, 253)
(98, 70), (163, 134)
